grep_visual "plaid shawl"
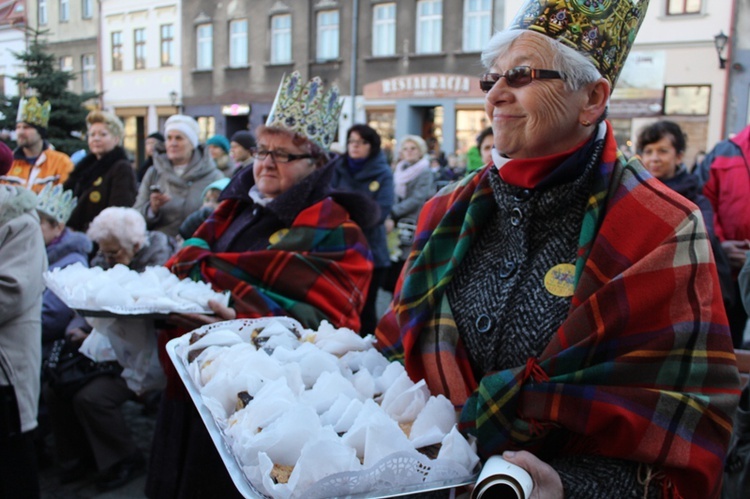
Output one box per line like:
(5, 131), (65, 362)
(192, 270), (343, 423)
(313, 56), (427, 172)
(167, 196), (372, 331)
(376, 124), (740, 498)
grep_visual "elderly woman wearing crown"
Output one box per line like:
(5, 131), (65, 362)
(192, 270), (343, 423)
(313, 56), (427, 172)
(376, 1), (739, 498)
(145, 72), (376, 498)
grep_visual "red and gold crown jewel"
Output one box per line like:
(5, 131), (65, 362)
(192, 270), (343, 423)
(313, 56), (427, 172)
(266, 72), (343, 151)
(17, 96), (51, 129)
(509, 0), (650, 89)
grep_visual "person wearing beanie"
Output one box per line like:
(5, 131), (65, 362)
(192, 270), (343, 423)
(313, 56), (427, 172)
(136, 132), (166, 184)
(0, 141), (13, 176)
(133, 114), (223, 238)
(206, 135), (234, 177)
(229, 130), (256, 175)
(0, 97), (74, 193)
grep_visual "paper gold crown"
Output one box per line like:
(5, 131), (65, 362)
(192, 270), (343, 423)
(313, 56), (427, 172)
(17, 96), (52, 129)
(509, 0), (650, 89)
(266, 72), (343, 151)
(36, 184), (77, 224)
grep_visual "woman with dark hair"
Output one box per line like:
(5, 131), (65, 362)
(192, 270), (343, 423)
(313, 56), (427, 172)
(331, 124), (394, 335)
(637, 120), (733, 319)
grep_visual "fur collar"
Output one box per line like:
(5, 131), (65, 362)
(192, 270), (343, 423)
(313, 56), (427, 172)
(0, 185), (37, 227)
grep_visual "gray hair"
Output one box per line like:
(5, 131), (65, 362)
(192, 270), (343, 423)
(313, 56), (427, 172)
(481, 30), (603, 92)
(87, 207), (147, 249)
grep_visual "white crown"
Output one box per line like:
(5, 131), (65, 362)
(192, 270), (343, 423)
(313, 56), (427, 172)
(36, 184), (77, 224)
(265, 72), (343, 151)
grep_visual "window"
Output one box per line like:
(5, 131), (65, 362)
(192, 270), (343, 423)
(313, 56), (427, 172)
(463, 0), (491, 52)
(667, 0), (702, 15)
(59, 56), (73, 90)
(372, 3), (396, 56)
(160, 25), (175, 66)
(316, 10), (340, 61)
(229, 19), (248, 67)
(59, 0), (69, 22)
(270, 14), (292, 64)
(663, 85), (711, 115)
(39, 0), (48, 25)
(134, 28), (146, 70)
(196, 24), (213, 69)
(81, 54), (96, 92)
(197, 116), (216, 144)
(111, 31), (123, 71)
(416, 0), (442, 54)
(82, 0), (93, 19)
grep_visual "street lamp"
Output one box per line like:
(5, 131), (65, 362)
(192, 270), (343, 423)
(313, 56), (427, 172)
(169, 90), (179, 113)
(714, 31), (729, 69)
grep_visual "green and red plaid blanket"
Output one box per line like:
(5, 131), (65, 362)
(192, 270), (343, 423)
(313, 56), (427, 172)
(376, 123), (739, 498)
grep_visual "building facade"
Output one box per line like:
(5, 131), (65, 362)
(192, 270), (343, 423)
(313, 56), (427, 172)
(100, 0), (182, 163)
(0, 0), (26, 99)
(26, 0), (100, 97)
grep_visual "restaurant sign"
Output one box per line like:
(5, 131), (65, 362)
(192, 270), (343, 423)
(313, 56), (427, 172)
(363, 73), (485, 99)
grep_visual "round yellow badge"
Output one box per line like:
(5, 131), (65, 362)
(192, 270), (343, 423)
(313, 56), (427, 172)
(269, 228), (289, 245)
(93, 176), (103, 186)
(89, 191), (101, 203)
(544, 263), (576, 297)
(369, 181), (380, 192)
(12, 166), (22, 175)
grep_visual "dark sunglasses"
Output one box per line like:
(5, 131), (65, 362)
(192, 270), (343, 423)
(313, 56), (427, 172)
(480, 66), (564, 92)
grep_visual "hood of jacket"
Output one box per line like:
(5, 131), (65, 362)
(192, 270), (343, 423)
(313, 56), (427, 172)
(152, 145), (217, 185)
(0, 185), (37, 227)
(46, 228), (93, 265)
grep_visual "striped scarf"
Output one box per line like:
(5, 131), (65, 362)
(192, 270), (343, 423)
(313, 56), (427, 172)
(376, 123), (739, 498)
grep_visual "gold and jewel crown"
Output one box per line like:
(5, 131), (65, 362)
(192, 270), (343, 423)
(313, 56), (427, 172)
(509, 0), (650, 89)
(266, 72), (343, 150)
(36, 184), (77, 224)
(17, 96), (51, 129)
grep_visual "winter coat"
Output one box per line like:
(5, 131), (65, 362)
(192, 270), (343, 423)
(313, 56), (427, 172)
(63, 146), (138, 232)
(42, 228), (92, 358)
(390, 157), (435, 261)
(1, 144), (74, 193)
(134, 146), (223, 237)
(331, 151), (394, 268)
(0, 185), (48, 433)
(91, 230), (178, 272)
(701, 124), (750, 242)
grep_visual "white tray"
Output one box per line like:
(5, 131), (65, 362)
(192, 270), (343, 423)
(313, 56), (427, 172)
(166, 319), (478, 498)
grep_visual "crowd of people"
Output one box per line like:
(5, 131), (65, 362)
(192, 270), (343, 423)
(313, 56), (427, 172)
(0, 0), (748, 498)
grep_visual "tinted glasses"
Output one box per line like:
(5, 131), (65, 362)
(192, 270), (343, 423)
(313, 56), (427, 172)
(480, 66), (564, 92)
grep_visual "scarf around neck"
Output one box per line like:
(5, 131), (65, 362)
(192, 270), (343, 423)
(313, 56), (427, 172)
(393, 156), (430, 199)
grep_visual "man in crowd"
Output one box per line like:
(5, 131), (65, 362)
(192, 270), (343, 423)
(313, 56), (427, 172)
(228, 130), (256, 176)
(0, 97), (73, 193)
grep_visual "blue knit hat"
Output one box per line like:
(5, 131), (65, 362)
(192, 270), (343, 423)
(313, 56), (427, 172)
(206, 135), (231, 153)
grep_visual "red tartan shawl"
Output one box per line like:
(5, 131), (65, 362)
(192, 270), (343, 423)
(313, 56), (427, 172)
(158, 196), (373, 395)
(376, 123), (740, 498)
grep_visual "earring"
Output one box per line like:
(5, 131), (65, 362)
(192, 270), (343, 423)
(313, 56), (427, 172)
(580, 119), (592, 127)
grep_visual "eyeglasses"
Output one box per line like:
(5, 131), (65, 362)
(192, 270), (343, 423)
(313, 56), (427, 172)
(251, 149), (313, 163)
(480, 66), (564, 92)
(347, 139), (368, 146)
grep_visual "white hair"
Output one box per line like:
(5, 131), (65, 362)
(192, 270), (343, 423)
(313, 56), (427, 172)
(481, 30), (603, 92)
(87, 207), (148, 249)
(398, 135), (428, 156)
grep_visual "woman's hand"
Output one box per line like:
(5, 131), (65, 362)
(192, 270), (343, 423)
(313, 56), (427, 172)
(384, 218), (395, 233)
(66, 328), (89, 344)
(721, 239), (750, 270)
(149, 191), (172, 215)
(502, 450), (563, 499)
(167, 300), (237, 330)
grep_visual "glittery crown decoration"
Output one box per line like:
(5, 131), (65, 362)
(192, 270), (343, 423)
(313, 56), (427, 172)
(17, 96), (52, 129)
(36, 184), (77, 224)
(509, 0), (650, 89)
(266, 72), (343, 150)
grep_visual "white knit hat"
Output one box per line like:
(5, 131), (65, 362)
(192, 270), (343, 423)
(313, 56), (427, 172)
(164, 114), (200, 148)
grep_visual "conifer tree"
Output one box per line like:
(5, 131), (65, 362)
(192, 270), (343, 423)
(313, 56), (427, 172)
(0, 28), (97, 155)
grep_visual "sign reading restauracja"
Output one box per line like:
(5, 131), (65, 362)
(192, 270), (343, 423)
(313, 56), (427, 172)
(363, 73), (486, 99)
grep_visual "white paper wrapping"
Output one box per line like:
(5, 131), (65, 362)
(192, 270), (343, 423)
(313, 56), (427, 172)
(168, 317), (480, 498)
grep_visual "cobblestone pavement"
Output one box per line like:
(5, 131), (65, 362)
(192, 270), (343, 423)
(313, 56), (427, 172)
(39, 400), (155, 499)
